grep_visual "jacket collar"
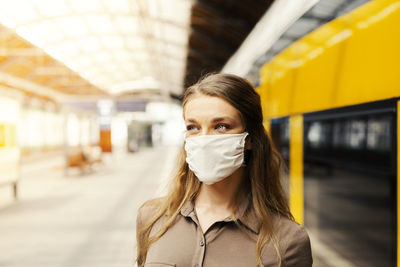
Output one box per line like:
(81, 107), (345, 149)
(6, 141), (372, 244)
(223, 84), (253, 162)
(179, 195), (261, 234)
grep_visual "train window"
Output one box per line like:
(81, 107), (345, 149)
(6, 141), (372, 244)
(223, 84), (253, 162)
(270, 117), (290, 195)
(346, 119), (366, 149)
(304, 113), (393, 173)
(367, 115), (391, 151)
(270, 117), (289, 162)
(303, 99), (397, 267)
(307, 121), (331, 149)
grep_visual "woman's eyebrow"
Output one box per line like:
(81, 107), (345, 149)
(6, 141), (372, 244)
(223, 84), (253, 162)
(185, 117), (235, 123)
(185, 118), (197, 123)
(211, 117), (234, 123)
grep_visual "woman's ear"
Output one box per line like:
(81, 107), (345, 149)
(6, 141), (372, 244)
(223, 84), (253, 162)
(245, 135), (252, 150)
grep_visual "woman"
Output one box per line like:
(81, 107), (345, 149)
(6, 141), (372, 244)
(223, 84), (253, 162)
(136, 73), (312, 267)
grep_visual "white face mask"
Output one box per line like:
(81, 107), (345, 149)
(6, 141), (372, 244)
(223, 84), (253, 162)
(184, 132), (249, 185)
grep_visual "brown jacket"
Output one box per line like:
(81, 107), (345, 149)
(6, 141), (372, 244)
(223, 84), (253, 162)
(136, 198), (312, 267)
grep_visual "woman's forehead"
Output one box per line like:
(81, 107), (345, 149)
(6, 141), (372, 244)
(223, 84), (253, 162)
(183, 94), (240, 121)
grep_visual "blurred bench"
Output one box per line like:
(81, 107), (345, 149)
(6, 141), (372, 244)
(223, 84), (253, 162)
(66, 146), (103, 174)
(83, 146), (103, 165)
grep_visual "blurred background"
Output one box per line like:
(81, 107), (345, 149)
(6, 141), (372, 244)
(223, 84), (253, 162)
(0, 0), (398, 266)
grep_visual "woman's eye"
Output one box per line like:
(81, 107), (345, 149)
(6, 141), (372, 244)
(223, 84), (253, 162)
(215, 124), (230, 131)
(186, 125), (198, 132)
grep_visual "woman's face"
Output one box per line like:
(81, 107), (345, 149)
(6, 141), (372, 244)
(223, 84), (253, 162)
(183, 94), (245, 138)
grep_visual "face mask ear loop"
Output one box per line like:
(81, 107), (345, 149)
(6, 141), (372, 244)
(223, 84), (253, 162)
(240, 133), (248, 168)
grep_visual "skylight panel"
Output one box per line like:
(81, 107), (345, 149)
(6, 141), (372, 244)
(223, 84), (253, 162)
(0, 0), (192, 94)
(114, 50), (133, 62)
(77, 36), (102, 52)
(16, 25), (48, 47)
(103, 0), (131, 14)
(115, 17), (140, 35)
(86, 14), (114, 35)
(101, 36), (125, 49)
(146, 0), (160, 18)
(68, 0), (103, 13)
(54, 16), (89, 38)
(120, 62), (139, 71)
(157, 23), (188, 44)
(67, 56), (93, 70)
(31, 0), (70, 17)
(92, 52), (114, 64)
(157, 42), (185, 60)
(0, 0), (38, 27)
(132, 53), (150, 63)
(125, 37), (146, 51)
(44, 40), (80, 61)
(30, 20), (64, 45)
(156, 0), (192, 25)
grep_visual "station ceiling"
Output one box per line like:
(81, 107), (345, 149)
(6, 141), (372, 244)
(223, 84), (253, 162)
(0, 0), (192, 100)
(0, 24), (106, 99)
(0, 0), (276, 102)
(184, 0), (273, 88)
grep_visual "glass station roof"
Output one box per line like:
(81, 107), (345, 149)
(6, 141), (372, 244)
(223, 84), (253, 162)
(0, 0), (192, 95)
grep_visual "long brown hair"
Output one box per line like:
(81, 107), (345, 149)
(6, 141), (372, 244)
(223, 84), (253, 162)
(136, 73), (292, 266)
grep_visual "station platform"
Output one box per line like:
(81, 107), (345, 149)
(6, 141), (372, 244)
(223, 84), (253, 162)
(0, 146), (179, 267)
(0, 145), (373, 267)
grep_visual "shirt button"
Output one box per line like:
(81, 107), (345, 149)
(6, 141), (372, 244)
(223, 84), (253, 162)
(200, 240), (205, 246)
(195, 265), (200, 267)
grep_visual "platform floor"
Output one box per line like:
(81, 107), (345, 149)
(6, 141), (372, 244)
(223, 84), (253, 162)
(0, 146), (178, 267)
(0, 146), (359, 267)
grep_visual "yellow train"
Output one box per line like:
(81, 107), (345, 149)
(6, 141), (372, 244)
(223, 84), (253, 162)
(257, 0), (400, 266)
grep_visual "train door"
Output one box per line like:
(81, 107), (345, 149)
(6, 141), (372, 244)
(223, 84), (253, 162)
(302, 98), (398, 267)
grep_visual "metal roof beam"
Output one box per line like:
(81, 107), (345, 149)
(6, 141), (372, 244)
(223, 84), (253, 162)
(0, 71), (69, 101)
(0, 47), (44, 57)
